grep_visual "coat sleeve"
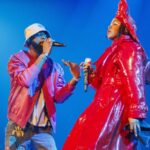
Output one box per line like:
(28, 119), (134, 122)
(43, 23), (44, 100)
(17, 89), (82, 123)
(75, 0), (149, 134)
(53, 63), (75, 103)
(88, 68), (102, 90)
(8, 55), (40, 87)
(117, 42), (148, 119)
(145, 61), (150, 84)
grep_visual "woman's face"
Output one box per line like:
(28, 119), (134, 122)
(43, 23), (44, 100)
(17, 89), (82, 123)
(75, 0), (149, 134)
(107, 18), (122, 40)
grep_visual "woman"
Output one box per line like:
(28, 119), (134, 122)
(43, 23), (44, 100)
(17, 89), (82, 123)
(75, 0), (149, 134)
(63, 0), (148, 149)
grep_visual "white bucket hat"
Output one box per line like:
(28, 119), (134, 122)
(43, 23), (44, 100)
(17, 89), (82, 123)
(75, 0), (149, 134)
(24, 23), (50, 47)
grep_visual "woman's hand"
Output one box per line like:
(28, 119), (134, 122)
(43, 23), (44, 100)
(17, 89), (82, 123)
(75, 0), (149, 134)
(128, 118), (141, 137)
(80, 58), (92, 73)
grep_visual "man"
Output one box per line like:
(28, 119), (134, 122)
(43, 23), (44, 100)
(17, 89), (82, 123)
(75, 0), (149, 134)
(63, 0), (148, 149)
(5, 23), (80, 150)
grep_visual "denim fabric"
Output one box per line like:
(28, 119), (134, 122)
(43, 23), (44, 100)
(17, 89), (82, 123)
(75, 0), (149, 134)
(5, 121), (57, 150)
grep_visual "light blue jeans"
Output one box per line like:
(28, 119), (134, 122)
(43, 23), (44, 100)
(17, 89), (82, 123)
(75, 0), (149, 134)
(17, 133), (57, 150)
(5, 121), (57, 150)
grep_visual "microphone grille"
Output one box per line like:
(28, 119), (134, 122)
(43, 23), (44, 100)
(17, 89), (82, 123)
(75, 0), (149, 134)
(85, 58), (92, 63)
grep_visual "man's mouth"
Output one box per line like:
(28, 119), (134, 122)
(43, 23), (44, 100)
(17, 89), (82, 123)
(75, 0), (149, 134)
(39, 41), (44, 46)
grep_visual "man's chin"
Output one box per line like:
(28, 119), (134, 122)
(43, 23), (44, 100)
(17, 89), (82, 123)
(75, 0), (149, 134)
(32, 47), (43, 55)
(31, 41), (43, 55)
(36, 49), (43, 55)
(107, 35), (114, 40)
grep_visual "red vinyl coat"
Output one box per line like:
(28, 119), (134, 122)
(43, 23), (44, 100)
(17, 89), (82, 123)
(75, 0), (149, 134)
(63, 35), (148, 150)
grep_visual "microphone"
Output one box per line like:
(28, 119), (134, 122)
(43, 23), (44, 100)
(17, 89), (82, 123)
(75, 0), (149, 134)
(39, 40), (65, 47)
(52, 41), (65, 47)
(84, 58), (92, 92)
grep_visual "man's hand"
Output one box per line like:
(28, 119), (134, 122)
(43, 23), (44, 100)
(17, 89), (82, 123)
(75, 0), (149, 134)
(62, 60), (80, 79)
(42, 38), (53, 55)
(5, 146), (10, 150)
(128, 118), (141, 137)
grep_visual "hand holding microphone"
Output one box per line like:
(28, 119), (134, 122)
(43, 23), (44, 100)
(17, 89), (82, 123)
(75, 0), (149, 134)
(41, 38), (65, 55)
(42, 38), (53, 55)
(83, 58), (92, 92)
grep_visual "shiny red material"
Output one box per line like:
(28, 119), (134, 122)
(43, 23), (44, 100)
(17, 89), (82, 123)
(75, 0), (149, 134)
(116, 0), (139, 42)
(63, 35), (148, 150)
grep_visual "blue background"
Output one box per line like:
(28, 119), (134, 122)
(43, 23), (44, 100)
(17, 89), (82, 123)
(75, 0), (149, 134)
(0, 0), (150, 149)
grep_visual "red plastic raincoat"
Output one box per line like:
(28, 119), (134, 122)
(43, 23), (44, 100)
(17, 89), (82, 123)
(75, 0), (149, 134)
(63, 35), (148, 150)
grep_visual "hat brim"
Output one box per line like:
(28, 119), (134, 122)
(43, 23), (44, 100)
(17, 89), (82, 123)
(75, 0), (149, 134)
(24, 30), (50, 47)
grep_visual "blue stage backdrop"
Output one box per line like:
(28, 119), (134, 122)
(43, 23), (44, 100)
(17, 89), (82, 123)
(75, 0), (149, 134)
(0, 0), (150, 149)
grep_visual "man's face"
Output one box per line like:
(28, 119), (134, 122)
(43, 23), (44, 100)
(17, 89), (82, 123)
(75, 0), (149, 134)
(33, 31), (49, 45)
(31, 31), (50, 55)
(107, 18), (122, 40)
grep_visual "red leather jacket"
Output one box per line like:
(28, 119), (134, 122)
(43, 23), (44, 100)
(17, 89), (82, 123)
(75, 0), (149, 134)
(8, 50), (75, 130)
(63, 35), (148, 150)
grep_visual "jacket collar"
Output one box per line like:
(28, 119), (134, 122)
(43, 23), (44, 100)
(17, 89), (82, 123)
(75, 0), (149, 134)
(14, 50), (30, 67)
(112, 35), (131, 46)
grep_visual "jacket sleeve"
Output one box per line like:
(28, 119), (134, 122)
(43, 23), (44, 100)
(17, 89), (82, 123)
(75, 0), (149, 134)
(8, 55), (40, 87)
(117, 42), (148, 119)
(54, 63), (75, 103)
